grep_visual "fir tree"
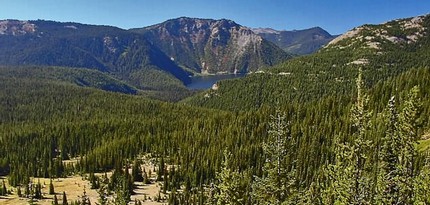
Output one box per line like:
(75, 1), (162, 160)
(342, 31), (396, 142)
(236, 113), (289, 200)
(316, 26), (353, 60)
(34, 180), (43, 199)
(413, 153), (430, 204)
(375, 86), (422, 204)
(49, 179), (55, 195)
(113, 175), (131, 205)
(81, 186), (91, 205)
(375, 96), (401, 204)
(24, 184), (30, 198)
(89, 172), (100, 189)
(157, 157), (165, 181)
(132, 160), (144, 182)
(97, 183), (108, 205)
(52, 194), (59, 205)
(398, 86), (421, 203)
(322, 134), (354, 205)
(62, 191), (68, 205)
(17, 186), (22, 197)
(323, 68), (372, 204)
(213, 150), (244, 205)
(143, 169), (151, 184)
(252, 108), (296, 205)
(163, 173), (168, 194)
(0, 180), (6, 196)
(349, 67), (373, 204)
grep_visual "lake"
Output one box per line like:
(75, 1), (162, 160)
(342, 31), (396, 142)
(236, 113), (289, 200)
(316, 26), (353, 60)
(186, 74), (245, 90)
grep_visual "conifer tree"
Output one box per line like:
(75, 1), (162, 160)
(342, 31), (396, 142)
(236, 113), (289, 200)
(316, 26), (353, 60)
(52, 194), (59, 205)
(24, 184), (30, 198)
(89, 172), (100, 189)
(113, 175), (131, 205)
(373, 86), (422, 204)
(322, 134), (354, 205)
(157, 157), (165, 181)
(163, 173), (168, 194)
(323, 68), (372, 204)
(349, 67), (373, 204)
(0, 180), (6, 196)
(124, 168), (134, 195)
(49, 179), (55, 195)
(213, 150), (244, 205)
(17, 186), (22, 197)
(97, 183), (108, 205)
(398, 86), (421, 203)
(132, 159), (144, 182)
(413, 153), (430, 204)
(80, 186), (91, 205)
(143, 169), (151, 184)
(34, 180), (43, 199)
(375, 96), (401, 204)
(62, 191), (69, 205)
(252, 108), (296, 205)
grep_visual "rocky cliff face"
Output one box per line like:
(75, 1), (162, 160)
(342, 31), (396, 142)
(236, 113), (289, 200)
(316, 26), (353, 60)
(132, 17), (290, 74)
(252, 27), (336, 55)
(0, 20), (36, 36)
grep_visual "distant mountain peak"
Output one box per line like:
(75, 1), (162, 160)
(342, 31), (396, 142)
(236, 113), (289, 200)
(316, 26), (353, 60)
(132, 18), (290, 74)
(253, 26), (336, 55)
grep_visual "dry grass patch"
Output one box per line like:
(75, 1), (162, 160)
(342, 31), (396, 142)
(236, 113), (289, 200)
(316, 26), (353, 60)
(0, 161), (166, 205)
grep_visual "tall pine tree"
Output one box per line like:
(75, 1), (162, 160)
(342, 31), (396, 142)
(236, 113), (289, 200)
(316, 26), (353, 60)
(323, 67), (372, 204)
(398, 86), (421, 204)
(375, 96), (402, 204)
(375, 86), (422, 204)
(252, 108), (297, 204)
(213, 150), (245, 205)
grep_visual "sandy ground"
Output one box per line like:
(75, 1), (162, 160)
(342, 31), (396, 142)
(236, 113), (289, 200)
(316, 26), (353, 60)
(0, 163), (167, 205)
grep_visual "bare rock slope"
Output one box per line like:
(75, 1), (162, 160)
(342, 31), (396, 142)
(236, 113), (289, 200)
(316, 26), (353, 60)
(132, 17), (291, 74)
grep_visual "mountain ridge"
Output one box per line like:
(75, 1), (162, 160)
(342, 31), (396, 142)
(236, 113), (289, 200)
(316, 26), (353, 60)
(131, 17), (291, 74)
(0, 19), (192, 92)
(0, 17), (344, 101)
(252, 26), (336, 55)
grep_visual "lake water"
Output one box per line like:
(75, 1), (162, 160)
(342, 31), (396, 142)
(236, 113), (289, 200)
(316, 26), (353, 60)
(186, 74), (245, 90)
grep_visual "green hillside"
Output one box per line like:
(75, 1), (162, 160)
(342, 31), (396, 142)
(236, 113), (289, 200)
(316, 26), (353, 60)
(0, 66), (138, 94)
(183, 15), (430, 111)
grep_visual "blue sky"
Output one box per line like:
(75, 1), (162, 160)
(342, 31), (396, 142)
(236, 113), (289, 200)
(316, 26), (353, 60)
(0, 0), (429, 34)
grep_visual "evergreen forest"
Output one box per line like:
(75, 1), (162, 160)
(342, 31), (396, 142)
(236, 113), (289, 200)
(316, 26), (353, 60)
(1, 14), (430, 205)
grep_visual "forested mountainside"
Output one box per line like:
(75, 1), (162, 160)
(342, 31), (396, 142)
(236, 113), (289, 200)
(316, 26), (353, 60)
(252, 27), (336, 55)
(1, 63), (430, 204)
(184, 15), (430, 111)
(131, 17), (291, 74)
(0, 20), (191, 93)
(0, 66), (138, 94)
(1, 14), (430, 205)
